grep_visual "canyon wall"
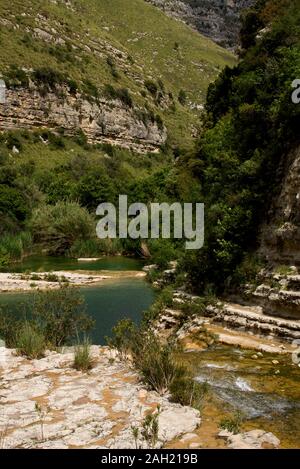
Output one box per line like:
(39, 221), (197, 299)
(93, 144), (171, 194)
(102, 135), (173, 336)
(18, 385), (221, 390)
(0, 86), (167, 153)
(146, 0), (254, 48)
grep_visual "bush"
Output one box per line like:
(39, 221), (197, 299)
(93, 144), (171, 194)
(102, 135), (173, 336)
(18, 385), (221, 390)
(178, 89), (187, 105)
(0, 186), (29, 222)
(219, 411), (244, 434)
(106, 318), (138, 360)
(32, 67), (66, 91)
(0, 309), (19, 347)
(132, 333), (186, 395)
(30, 201), (95, 255)
(145, 80), (158, 96)
(31, 286), (95, 347)
(4, 66), (29, 88)
(104, 84), (132, 107)
(0, 232), (32, 264)
(148, 239), (177, 270)
(170, 376), (208, 409)
(142, 287), (174, 325)
(73, 339), (93, 371)
(15, 322), (46, 359)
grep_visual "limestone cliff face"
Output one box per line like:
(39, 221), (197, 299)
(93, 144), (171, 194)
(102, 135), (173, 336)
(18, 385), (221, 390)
(259, 146), (300, 266)
(0, 86), (166, 153)
(146, 0), (254, 48)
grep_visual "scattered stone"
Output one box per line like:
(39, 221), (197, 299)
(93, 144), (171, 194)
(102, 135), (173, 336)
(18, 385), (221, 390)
(189, 442), (201, 448)
(226, 430), (280, 449)
(272, 360), (279, 365)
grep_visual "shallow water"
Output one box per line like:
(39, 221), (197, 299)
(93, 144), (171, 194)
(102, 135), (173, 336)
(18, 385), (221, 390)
(182, 345), (300, 447)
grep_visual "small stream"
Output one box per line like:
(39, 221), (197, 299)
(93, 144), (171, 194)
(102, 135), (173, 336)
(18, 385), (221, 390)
(182, 345), (300, 448)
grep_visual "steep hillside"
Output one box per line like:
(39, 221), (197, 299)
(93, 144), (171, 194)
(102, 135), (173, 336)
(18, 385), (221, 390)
(0, 0), (235, 151)
(179, 0), (300, 291)
(145, 0), (254, 49)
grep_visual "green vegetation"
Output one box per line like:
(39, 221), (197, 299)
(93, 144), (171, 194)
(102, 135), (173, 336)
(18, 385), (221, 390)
(0, 286), (95, 354)
(15, 322), (46, 359)
(0, 127), (202, 263)
(219, 411), (244, 435)
(131, 406), (161, 449)
(30, 201), (95, 255)
(108, 312), (208, 406)
(0, 0), (234, 149)
(73, 339), (94, 372)
(179, 0), (300, 292)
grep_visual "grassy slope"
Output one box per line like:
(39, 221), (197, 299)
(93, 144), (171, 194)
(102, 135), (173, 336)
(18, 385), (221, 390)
(0, 0), (235, 149)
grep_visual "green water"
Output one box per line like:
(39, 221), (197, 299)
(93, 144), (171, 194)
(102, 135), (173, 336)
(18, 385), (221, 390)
(1, 255), (144, 273)
(0, 279), (155, 345)
(0, 255), (154, 344)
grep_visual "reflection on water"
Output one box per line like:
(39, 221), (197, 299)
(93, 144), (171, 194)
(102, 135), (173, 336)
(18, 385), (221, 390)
(1, 255), (144, 273)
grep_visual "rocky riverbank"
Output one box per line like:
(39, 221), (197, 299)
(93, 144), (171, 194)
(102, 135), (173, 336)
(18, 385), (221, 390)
(0, 271), (146, 293)
(0, 346), (281, 449)
(0, 346), (201, 449)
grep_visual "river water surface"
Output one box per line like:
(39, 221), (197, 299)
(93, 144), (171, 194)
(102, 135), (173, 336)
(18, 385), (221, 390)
(0, 255), (155, 344)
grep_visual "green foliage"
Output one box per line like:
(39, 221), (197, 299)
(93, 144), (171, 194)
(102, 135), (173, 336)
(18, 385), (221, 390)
(170, 376), (208, 409)
(73, 339), (93, 371)
(4, 65), (29, 88)
(15, 322), (46, 359)
(219, 411), (244, 434)
(140, 407), (160, 449)
(30, 286), (95, 347)
(142, 287), (174, 325)
(181, 0), (300, 292)
(32, 67), (66, 91)
(144, 80), (158, 96)
(106, 318), (138, 359)
(178, 89), (187, 105)
(104, 84), (133, 107)
(0, 308), (19, 347)
(0, 232), (32, 265)
(148, 240), (178, 270)
(30, 202), (95, 255)
(0, 287), (94, 352)
(133, 334), (186, 394)
(0, 185), (29, 223)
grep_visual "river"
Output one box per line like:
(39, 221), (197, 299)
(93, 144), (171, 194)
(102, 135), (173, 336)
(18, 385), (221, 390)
(0, 255), (155, 344)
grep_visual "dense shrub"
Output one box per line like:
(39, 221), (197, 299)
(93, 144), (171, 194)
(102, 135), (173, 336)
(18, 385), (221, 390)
(0, 186), (28, 222)
(104, 84), (133, 107)
(0, 287), (94, 352)
(73, 339), (93, 371)
(15, 322), (46, 359)
(32, 67), (66, 90)
(30, 286), (95, 347)
(170, 376), (208, 409)
(4, 66), (29, 88)
(181, 0), (300, 292)
(144, 80), (158, 96)
(30, 202), (95, 255)
(178, 89), (187, 106)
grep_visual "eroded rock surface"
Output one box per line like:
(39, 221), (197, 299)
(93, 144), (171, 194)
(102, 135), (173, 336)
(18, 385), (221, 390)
(146, 0), (254, 48)
(0, 346), (200, 449)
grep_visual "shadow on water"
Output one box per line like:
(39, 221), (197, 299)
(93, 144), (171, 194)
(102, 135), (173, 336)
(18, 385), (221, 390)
(1, 255), (144, 273)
